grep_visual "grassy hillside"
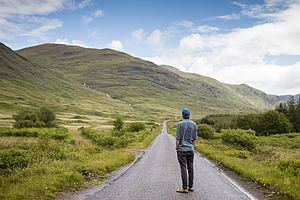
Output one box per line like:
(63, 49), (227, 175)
(17, 43), (283, 120)
(0, 43), (153, 128)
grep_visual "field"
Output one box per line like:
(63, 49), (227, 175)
(167, 120), (300, 199)
(0, 125), (160, 199)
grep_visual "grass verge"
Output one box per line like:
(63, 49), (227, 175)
(0, 126), (160, 199)
(194, 138), (300, 200)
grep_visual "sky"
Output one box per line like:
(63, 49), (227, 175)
(1, 0), (300, 96)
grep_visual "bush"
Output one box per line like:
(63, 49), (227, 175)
(197, 124), (215, 140)
(221, 128), (258, 151)
(0, 127), (74, 143)
(0, 148), (30, 171)
(278, 159), (300, 176)
(228, 150), (249, 159)
(12, 106), (57, 128)
(113, 115), (124, 131)
(81, 127), (150, 148)
(129, 122), (145, 132)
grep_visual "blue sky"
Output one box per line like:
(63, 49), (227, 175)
(1, 0), (300, 96)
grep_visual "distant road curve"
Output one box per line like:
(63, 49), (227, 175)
(73, 130), (92, 146)
(84, 121), (257, 200)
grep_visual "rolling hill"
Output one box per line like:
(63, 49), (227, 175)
(0, 42), (151, 128)
(16, 43), (285, 117)
(0, 42), (294, 128)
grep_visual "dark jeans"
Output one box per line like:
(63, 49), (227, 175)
(177, 150), (194, 189)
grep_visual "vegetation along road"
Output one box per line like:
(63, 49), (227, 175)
(82, 122), (255, 200)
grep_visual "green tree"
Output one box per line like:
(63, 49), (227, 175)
(286, 96), (299, 132)
(262, 110), (292, 134)
(196, 114), (237, 132)
(38, 106), (57, 127)
(235, 113), (263, 135)
(275, 102), (288, 115)
(295, 97), (300, 132)
(197, 124), (215, 140)
(113, 115), (124, 131)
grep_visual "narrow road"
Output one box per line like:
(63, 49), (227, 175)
(73, 130), (92, 146)
(85, 121), (256, 200)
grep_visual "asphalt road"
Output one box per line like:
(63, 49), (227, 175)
(85, 121), (256, 200)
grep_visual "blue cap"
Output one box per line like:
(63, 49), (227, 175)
(182, 108), (190, 116)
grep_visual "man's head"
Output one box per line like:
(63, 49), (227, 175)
(182, 108), (190, 119)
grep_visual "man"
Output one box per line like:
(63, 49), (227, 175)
(176, 108), (197, 193)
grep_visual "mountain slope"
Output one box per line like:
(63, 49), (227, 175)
(0, 43), (150, 127)
(17, 43), (284, 119)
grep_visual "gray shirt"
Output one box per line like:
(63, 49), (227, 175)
(176, 119), (198, 152)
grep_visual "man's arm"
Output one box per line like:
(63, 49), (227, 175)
(176, 139), (180, 150)
(193, 140), (197, 146)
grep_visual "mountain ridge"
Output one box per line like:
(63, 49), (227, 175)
(0, 42), (150, 127)
(0, 42), (298, 125)
(16, 43), (286, 115)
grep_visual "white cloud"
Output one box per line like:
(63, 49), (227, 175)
(22, 17), (63, 40)
(75, 0), (92, 9)
(132, 28), (144, 41)
(55, 38), (86, 47)
(107, 40), (123, 51)
(93, 9), (104, 18)
(88, 29), (98, 38)
(276, 62), (300, 93)
(55, 38), (69, 44)
(82, 8), (104, 25)
(146, 29), (163, 46)
(142, 1), (300, 95)
(81, 15), (93, 25)
(0, 0), (91, 40)
(0, 0), (66, 17)
(173, 20), (194, 28)
(179, 33), (204, 51)
(193, 25), (219, 33)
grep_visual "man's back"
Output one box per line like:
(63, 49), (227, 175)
(176, 119), (197, 152)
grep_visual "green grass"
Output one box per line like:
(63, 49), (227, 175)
(194, 135), (300, 199)
(165, 120), (300, 199)
(14, 43), (285, 122)
(0, 149), (134, 199)
(0, 125), (160, 199)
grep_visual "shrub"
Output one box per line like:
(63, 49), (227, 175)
(12, 106), (57, 128)
(129, 122), (145, 132)
(277, 159), (300, 176)
(0, 127), (74, 144)
(221, 128), (258, 151)
(113, 115), (124, 131)
(197, 124), (215, 140)
(228, 150), (249, 159)
(0, 148), (30, 171)
(81, 127), (150, 148)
